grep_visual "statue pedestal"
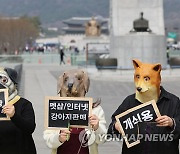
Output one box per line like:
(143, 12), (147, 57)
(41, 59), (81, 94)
(110, 33), (167, 69)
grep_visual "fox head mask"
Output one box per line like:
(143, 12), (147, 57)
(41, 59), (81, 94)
(132, 59), (161, 103)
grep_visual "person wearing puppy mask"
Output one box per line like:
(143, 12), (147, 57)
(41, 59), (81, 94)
(0, 67), (36, 154)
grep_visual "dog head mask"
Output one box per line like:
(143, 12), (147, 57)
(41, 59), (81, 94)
(0, 67), (18, 101)
(133, 59), (161, 103)
(57, 69), (90, 97)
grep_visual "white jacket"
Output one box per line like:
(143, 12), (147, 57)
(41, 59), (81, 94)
(43, 105), (107, 154)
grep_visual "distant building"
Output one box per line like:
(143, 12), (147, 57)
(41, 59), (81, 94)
(59, 16), (110, 51)
(62, 16), (109, 35)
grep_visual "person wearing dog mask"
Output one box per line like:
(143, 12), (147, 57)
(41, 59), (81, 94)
(0, 67), (36, 154)
(108, 59), (180, 154)
(43, 69), (107, 154)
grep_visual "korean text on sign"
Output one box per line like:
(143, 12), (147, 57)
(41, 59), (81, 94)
(51, 113), (87, 121)
(49, 102), (88, 111)
(123, 110), (153, 130)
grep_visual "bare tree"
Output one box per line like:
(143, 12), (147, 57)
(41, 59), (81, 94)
(0, 17), (39, 54)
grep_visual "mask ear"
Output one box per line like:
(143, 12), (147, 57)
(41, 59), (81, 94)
(57, 73), (65, 95)
(153, 64), (161, 72)
(82, 71), (90, 93)
(132, 59), (142, 69)
(4, 68), (18, 84)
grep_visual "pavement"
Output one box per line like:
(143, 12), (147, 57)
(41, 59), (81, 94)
(2, 63), (180, 154)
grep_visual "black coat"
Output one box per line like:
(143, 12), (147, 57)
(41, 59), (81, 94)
(0, 97), (36, 154)
(108, 87), (180, 154)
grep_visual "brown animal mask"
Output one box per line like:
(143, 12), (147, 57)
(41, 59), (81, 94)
(133, 59), (161, 103)
(57, 69), (90, 97)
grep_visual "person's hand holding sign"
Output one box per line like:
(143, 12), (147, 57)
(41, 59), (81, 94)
(2, 104), (15, 118)
(89, 114), (99, 131)
(114, 121), (122, 134)
(156, 115), (173, 127)
(59, 129), (71, 143)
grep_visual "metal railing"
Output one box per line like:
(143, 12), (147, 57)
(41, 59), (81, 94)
(0, 52), (87, 66)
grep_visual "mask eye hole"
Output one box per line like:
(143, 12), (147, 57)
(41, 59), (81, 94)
(64, 77), (68, 82)
(136, 75), (140, 79)
(75, 74), (81, 81)
(1, 76), (8, 84)
(77, 76), (81, 81)
(144, 76), (150, 81)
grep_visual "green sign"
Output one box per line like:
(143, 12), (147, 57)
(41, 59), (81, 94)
(168, 32), (177, 39)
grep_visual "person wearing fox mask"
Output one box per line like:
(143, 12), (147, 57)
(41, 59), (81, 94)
(108, 59), (180, 154)
(0, 67), (36, 154)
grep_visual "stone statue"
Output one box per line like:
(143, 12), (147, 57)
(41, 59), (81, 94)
(85, 17), (101, 36)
